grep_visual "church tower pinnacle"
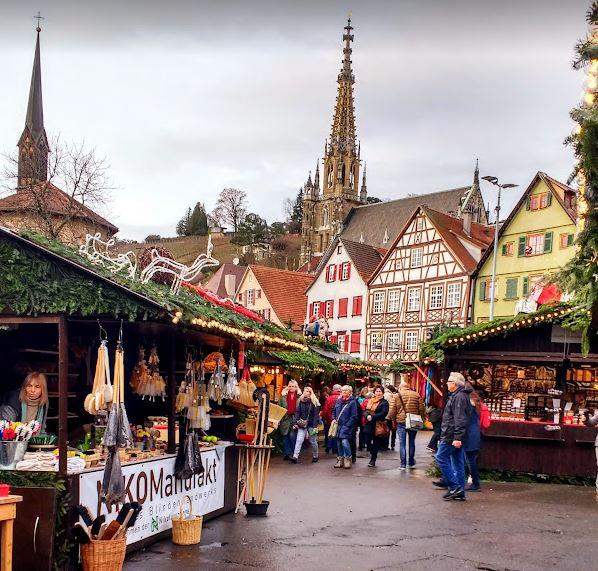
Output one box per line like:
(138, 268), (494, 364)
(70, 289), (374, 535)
(323, 16), (362, 200)
(17, 20), (49, 189)
(300, 17), (367, 264)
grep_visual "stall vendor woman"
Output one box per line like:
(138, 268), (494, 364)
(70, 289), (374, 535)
(1, 372), (48, 430)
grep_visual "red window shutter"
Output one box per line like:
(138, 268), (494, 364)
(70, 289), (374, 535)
(331, 334), (338, 344)
(350, 330), (361, 353)
(309, 302), (314, 318)
(318, 302), (325, 317)
(257, 289), (262, 299)
(352, 296), (363, 316)
(238, 292), (243, 302)
(325, 266), (330, 282)
(332, 265), (337, 281)
(326, 300), (334, 318)
(346, 263), (351, 279)
(339, 298), (348, 318)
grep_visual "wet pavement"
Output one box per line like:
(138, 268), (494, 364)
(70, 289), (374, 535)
(124, 445), (598, 571)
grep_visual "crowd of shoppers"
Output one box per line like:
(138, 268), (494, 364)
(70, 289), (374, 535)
(276, 371), (491, 498)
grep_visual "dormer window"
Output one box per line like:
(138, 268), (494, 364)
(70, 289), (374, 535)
(527, 192), (552, 211)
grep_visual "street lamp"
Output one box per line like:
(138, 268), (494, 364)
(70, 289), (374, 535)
(481, 175), (518, 320)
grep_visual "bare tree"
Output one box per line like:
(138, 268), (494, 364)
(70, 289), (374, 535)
(1, 134), (114, 241)
(213, 187), (247, 234)
(283, 197), (294, 220)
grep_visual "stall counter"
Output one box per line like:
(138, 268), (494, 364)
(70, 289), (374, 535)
(70, 443), (238, 550)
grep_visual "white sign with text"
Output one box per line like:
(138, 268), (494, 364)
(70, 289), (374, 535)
(78, 447), (226, 544)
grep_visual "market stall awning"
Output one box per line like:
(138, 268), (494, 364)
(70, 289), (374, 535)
(0, 227), (307, 351)
(309, 346), (352, 361)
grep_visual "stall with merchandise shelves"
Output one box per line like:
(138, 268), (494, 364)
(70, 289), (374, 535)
(0, 227), (307, 569)
(440, 305), (598, 478)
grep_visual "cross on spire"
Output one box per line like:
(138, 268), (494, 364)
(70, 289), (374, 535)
(35, 11), (44, 32)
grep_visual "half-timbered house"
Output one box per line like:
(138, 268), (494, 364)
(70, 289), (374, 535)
(366, 206), (493, 363)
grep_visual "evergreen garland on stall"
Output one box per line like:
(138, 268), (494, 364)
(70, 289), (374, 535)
(558, 3), (598, 351)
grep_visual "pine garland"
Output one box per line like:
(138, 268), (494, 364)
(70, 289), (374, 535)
(558, 3), (598, 353)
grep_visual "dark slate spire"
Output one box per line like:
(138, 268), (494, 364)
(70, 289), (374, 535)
(17, 24), (49, 188)
(314, 161), (320, 192)
(360, 162), (367, 203)
(26, 28), (45, 140)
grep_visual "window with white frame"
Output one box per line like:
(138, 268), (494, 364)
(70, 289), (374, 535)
(405, 331), (418, 352)
(246, 289), (254, 306)
(263, 308), (271, 320)
(447, 283), (461, 307)
(313, 301), (320, 317)
(429, 285), (443, 309)
(337, 334), (346, 352)
(410, 247), (423, 268)
(341, 262), (351, 280)
(387, 290), (400, 313)
(372, 291), (386, 314)
(407, 288), (421, 312)
(370, 332), (383, 351)
(387, 332), (400, 351)
(416, 217), (424, 231)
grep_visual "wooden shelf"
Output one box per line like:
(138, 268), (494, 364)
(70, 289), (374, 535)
(18, 349), (58, 355)
(47, 393), (77, 398)
(46, 413), (78, 420)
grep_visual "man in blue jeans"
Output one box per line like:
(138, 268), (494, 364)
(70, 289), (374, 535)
(435, 372), (471, 501)
(390, 378), (425, 469)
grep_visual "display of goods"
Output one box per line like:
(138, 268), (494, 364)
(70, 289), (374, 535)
(130, 347), (151, 393)
(84, 340), (113, 415)
(0, 420), (41, 442)
(235, 367), (257, 407)
(188, 383), (210, 430)
(102, 343), (132, 508)
(224, 356), (240, 401)
(208, 361), (225, 404)
(202, 352), (228, 373)
(135, 346), (167, 401)
(139, 246), (175, 285)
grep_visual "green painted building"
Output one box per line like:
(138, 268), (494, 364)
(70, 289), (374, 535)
(473, 172), (577, 322)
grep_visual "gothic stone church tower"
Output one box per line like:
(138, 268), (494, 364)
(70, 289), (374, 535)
(301, 18), (366, 263)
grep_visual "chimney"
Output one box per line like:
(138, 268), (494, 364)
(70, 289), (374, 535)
(224, 274), (236, 298)
(463, 209), (472, 237)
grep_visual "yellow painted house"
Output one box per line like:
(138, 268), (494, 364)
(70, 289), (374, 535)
(473, 172), (577, 322)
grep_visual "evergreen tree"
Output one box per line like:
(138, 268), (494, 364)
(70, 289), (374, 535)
(291, 188), (303, 223)
(233, 213), (270, 246)
(558, 3), (598, 350)
(188, 202), (209, 236)
(176, 207), (192, 236)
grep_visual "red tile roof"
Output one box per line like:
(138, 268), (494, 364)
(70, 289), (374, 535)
(0, 182), (118, 233)
(297, 255), (322, 274)
(247, 265), (313, 329)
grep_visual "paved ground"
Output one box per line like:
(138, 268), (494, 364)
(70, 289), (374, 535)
(124, 444), (598, 571)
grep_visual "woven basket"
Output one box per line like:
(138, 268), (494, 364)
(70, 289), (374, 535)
(172, 495), (203, 545)
(81, 537), (126, 571)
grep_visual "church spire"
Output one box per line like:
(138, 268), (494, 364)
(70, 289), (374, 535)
(329, 16), (356, 153)
(314, 161), (320, 191)
(360, 162), (367, 203)
(17, 21), (49, 189)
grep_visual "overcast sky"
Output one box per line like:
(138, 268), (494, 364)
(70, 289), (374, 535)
(0, 0), (589, 240)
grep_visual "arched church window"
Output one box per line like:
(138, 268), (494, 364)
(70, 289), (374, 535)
(322, 206), (329, 227)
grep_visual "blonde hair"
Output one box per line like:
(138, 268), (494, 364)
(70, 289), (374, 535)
(281, 380), (302, 397)
(302, 385), (321, 407)
(20, 372), (48, 407)
(341, 384), (352, 394)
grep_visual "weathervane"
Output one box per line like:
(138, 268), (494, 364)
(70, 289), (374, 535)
(34, 11), (44, 32)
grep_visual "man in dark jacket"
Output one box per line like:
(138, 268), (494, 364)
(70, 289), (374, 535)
(435, 372), (471, 501)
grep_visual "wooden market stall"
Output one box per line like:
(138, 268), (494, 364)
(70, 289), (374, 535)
(0, 227), (307, 569)
(437, 304), (598, 479)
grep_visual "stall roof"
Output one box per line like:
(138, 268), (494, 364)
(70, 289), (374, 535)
(0, 227), (306, 351)
(309, 345), (353, 361)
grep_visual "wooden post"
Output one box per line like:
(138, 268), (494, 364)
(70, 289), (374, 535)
(58, 317), (69, 476)
(168, 331), (177, 454)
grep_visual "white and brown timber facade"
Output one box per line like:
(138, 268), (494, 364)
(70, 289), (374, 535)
(366, 206), (493, 363)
